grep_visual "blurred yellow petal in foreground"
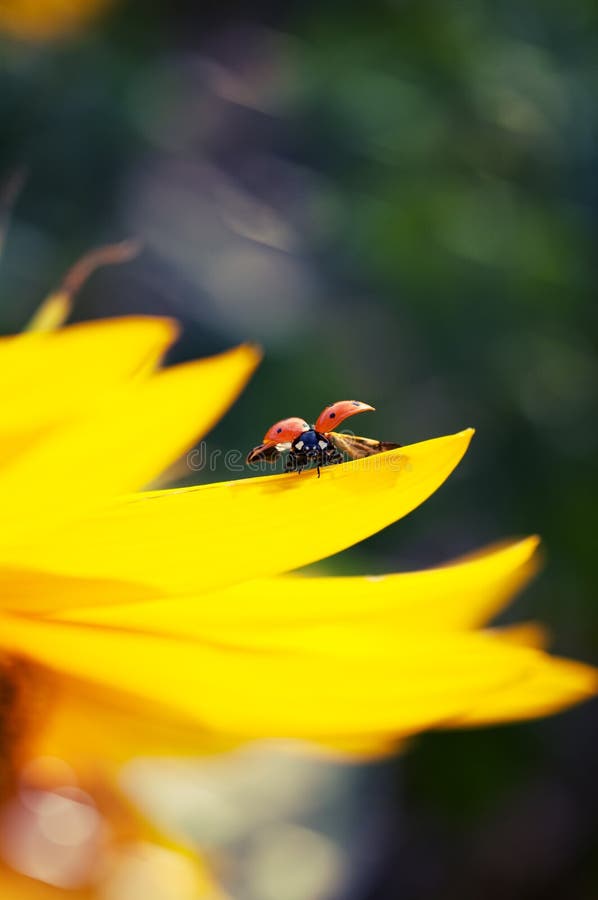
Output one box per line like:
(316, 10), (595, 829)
(56, 535), (540, 633)
(1, 608), (596, 741)
(0, 340), (260, 542)
(0, 317), (176, 469)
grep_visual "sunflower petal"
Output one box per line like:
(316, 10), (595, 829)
(3, 430), (473, 599)
(0, 344), (261, 543)
(0, 612), (568, 740)
(30, 673), (240, 771)
(490, 621), (550, 649)
(0, 316), (176, 396)
(0, 317), (179, 472)
(52, 536), (540, 630)
(441, 652), (598, 726)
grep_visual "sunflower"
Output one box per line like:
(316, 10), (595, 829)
(0, 315), (594, 761)
(0, 239), (594, 895)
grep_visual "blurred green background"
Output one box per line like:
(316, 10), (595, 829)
(1, 1), (597, 898)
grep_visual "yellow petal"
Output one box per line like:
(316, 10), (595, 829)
(2, 430), (474, 602)
(441, 652), (598, 726)
(55, 536), (540, 632)
(24, 290), (73, 333)
(0, 612), (567, 740)
(0, 344), (261, 545)
(30, 672), (240, 771)
(0, 570), (160, 616)
(0, 565), (161, 623)
(490, 621), (550, 650)
(0, 316), (176, 396)
(0, 317), (177, 471)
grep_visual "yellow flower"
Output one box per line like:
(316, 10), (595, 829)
(0, 314), (593, 767)
(0, 238), (595, 892)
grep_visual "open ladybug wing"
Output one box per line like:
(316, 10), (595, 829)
(328, 432), (401, 460)
(246, 442), (284, 465)
(314, 400), (375, 433)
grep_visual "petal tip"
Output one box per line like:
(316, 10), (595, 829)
(160, 316), (181, 346)
(242, 342), (264, 366)
(226, 342), (263, 370)
(115, 314), (181, 346)
(523, 534), (542, 554)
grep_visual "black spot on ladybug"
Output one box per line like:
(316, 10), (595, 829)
(277, 428), (282, 433)
(352, 401), (360, 406)
(329, 412), (336, 418)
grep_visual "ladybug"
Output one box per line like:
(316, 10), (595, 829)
(246, 400), (400, 476)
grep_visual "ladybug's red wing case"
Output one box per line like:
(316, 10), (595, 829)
(314, 400), (375, 433)
(328, 432), (401, 460)
(262, 417), (309, 444)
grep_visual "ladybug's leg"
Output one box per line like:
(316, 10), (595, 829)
(288, 451), (307, 474)
(313, 451), (322, 477)
(318, 447), (333, 476)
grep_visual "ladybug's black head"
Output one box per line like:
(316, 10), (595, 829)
(291, 429), (331, 454)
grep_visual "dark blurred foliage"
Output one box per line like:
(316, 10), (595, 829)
(1, 1), (597, 898)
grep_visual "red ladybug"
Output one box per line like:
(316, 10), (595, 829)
(246, 400), (400, 476)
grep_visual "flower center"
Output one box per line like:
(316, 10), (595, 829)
(0, 656), (54, 800)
